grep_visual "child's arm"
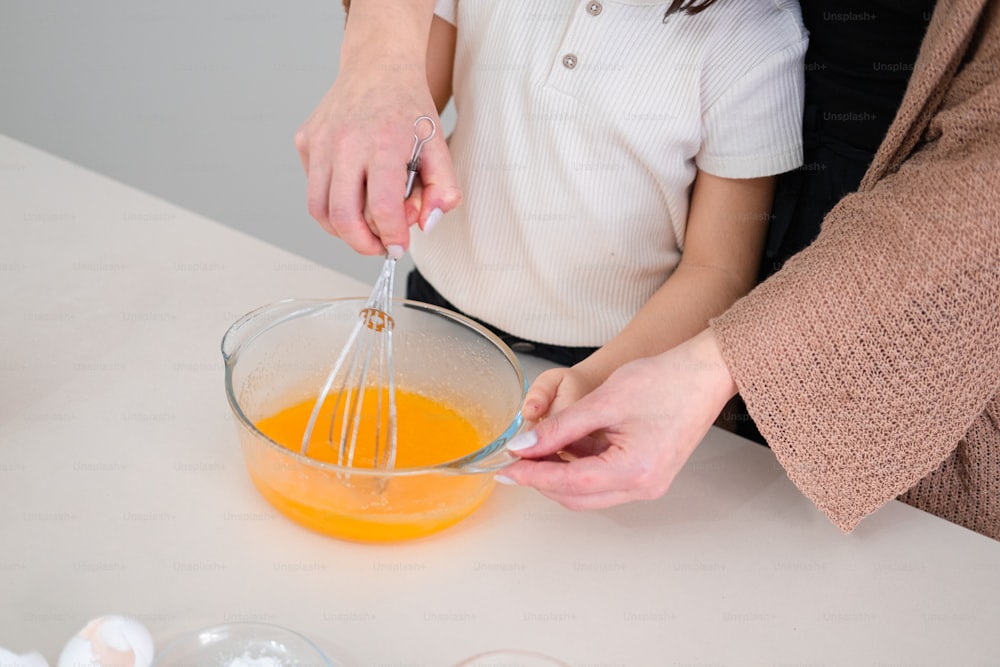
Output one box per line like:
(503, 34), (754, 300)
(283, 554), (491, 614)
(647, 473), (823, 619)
(426, 15), (456, 113)
(524, 170), (773, 419)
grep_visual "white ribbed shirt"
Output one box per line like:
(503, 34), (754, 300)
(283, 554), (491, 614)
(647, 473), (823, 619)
(410, 0), (807, 346)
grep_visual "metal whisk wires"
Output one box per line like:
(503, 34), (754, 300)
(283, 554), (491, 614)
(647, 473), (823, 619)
(299, 116), (437, 470)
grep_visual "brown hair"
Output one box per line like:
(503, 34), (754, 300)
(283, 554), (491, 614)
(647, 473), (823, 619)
(664, 0), (720, 19)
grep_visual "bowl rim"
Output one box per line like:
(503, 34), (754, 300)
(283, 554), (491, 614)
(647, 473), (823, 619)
(152, 621), (336, 667)
(221, 297), (527, 477)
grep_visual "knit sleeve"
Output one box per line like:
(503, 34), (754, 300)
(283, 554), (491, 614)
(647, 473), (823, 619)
(709, 96), (1000, 532)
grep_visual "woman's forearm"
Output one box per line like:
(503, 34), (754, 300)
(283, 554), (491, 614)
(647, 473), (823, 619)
(340, 0), (437, 70)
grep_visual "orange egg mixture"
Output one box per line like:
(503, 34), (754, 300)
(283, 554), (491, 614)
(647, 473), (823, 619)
(249, 388), (496, 542)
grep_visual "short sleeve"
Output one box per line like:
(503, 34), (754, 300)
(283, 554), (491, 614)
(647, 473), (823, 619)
(434, 0), (456, 25)
(697, 38), (807, 179)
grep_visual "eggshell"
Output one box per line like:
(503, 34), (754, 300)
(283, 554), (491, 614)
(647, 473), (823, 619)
(0, 648), (50, 667)
(57, 616), (154, 667)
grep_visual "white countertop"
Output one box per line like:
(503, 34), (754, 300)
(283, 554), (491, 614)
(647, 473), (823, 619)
(2, 134), (998, 666)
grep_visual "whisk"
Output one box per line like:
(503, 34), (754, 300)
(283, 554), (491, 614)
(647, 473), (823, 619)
(299, 115), (437, 469)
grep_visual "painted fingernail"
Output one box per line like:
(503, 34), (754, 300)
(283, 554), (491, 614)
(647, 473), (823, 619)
(494, 475), (517, 485)
(506, 431), (537, 452)
(423, 207), (443, 233)
(387, 244), (405, 259)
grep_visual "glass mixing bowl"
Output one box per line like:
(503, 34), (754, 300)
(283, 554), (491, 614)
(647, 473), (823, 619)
(221, 298), (525, 542)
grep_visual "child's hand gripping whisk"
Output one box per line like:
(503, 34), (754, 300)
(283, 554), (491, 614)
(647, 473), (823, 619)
(299, 116), (437, 469)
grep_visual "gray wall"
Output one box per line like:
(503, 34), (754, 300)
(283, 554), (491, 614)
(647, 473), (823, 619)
(0, 1), (450, 290)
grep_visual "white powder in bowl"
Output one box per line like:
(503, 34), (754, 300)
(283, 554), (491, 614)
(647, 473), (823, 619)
(226, 655), (287, 667)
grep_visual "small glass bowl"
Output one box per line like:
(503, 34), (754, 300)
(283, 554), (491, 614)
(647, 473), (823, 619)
(153, 622), (338, 667)
(453, 650), (570, 666)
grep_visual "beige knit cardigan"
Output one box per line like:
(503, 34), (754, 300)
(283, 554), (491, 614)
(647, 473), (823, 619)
(711, 0), (1000, 540)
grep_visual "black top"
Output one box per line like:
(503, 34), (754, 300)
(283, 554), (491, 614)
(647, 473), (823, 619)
(801, 0), (936, 151)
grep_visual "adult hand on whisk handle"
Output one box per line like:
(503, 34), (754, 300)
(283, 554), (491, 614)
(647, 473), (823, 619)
(383, 115), (438, 260)
(295, 3), (460, 258)
(297, 102), (450, 256)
